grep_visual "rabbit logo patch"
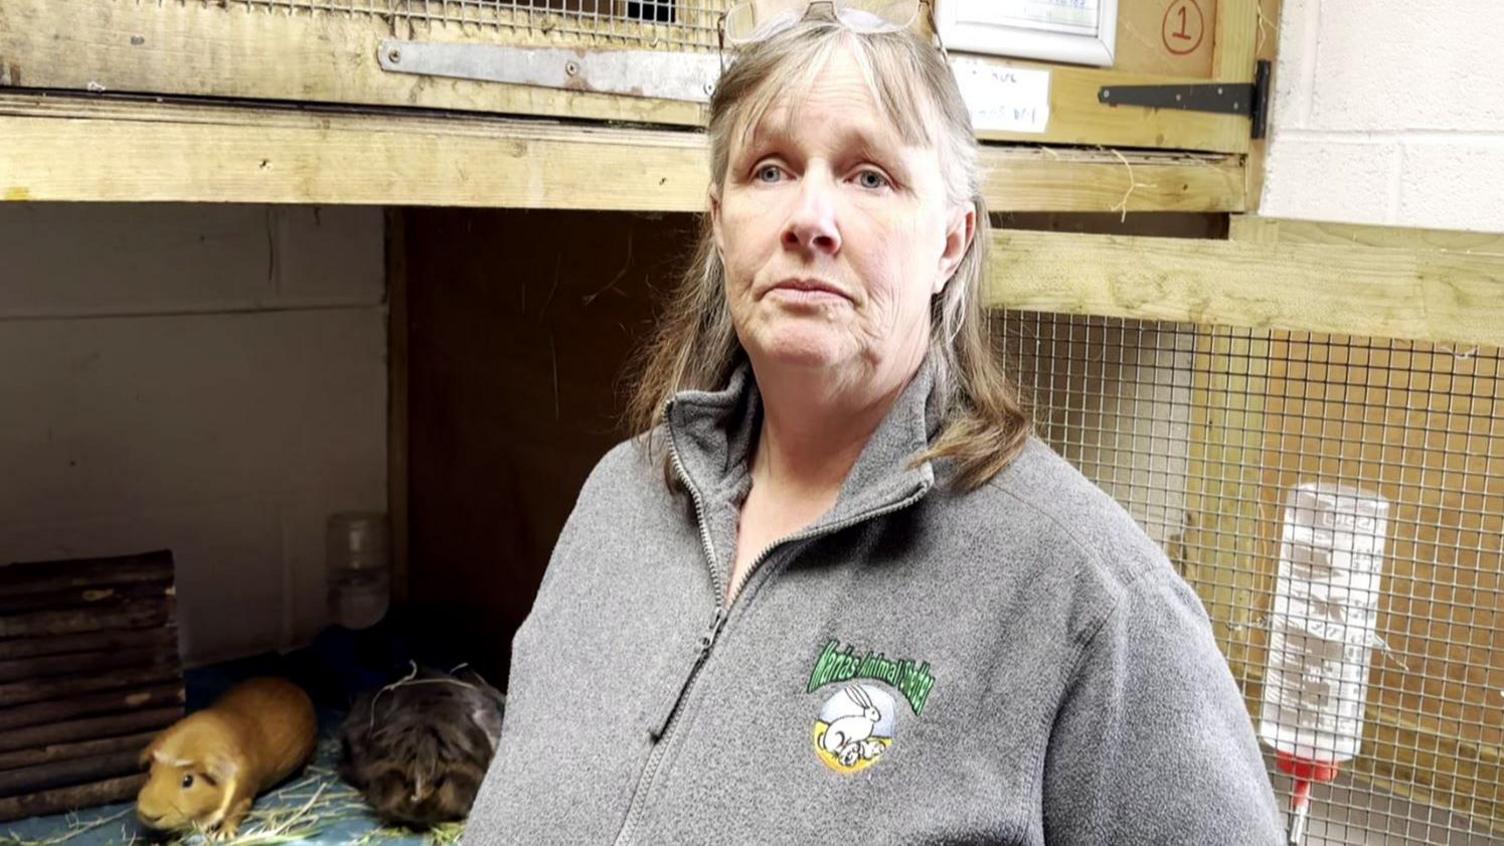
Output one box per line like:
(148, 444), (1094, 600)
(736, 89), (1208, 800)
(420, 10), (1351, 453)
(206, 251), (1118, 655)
(812, 684), (895, 773)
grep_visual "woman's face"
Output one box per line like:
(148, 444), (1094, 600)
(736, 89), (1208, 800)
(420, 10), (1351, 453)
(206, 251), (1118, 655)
(712, 45), (973, 393)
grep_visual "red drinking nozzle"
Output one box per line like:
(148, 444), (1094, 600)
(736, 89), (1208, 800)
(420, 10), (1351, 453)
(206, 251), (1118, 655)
(1277, 752), (1341, 846)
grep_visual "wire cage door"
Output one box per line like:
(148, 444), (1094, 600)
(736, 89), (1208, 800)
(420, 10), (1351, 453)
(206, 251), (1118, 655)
(1004, 311), (1503, 845)
(206, 0), (729, 49)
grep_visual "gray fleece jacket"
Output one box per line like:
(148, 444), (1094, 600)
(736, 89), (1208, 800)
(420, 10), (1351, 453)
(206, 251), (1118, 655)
(464, 363), (1284, 845)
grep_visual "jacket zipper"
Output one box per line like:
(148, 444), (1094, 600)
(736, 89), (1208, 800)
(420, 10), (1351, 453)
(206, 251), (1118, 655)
(611, 412), (931, 845)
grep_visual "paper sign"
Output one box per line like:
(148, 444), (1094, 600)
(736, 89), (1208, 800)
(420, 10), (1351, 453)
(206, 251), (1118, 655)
(949, 60), (1051, 134)
(965, 0), (1100, 34)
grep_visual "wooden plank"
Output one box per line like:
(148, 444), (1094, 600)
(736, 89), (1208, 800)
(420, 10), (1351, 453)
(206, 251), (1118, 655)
(0, 0), (705, 128)
(1114, 0), (1217, 78)
(0, 645), (178, 684)
(0, 684), (184, 733)
(0, 667), (181, 711)
(975, 60), (1251, 152)
(0, 599), (174, 639)
(0, 95), (711, 211)
(0, 773), (146, 823)
(0, 549), (172, 595)
(980, 148), (1246, 214)
(1180, 325), (1274, 707)
(0, 750), (142, 799)
(985, 229), (1504, 347)
(0, 627), (176, 662)
(0, 0), (1250, 152)
(1360, 703), (1504, 836)
(0, 732), (158, 773)
(1240, 0), (1282, 213)
(0, 580), (172, 615)
(0, 707), (181, 755)
(1212, 0), (1261, 82)
(1232, 216), (1504, 253)
(0, 94), (1247, 211)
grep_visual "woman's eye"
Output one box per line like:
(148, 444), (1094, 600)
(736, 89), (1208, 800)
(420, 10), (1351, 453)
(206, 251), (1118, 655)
(181, 774), (195, 789)
(855, 169), (890, 190)
(754, 164), (783, 183)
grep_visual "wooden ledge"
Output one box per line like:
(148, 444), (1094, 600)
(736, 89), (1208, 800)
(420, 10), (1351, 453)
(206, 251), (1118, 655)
(987, 222), (1504, 347)
(0, 94), (1244, 212)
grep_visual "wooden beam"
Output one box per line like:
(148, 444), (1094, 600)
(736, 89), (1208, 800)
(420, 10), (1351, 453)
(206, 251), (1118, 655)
(1231, 215), (1504, 253)
(975, 61), (1251, 152)
(1212, 0), (1261, 83)
(986, 228), (1504, 348)
(0, 0), (706, 128)
(0, 0), (1251, 153)
(1240, 0), (1283, 212)
(0, 94), (1246, 212)
(981, 148), (1246, 214)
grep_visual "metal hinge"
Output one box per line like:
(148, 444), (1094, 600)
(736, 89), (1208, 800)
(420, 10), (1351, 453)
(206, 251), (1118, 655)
(1097, 59), (1272, 139)
(377, 40), (721, 104)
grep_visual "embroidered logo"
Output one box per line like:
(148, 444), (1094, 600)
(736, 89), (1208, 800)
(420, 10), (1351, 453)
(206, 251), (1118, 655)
(806, 639), (937, 774)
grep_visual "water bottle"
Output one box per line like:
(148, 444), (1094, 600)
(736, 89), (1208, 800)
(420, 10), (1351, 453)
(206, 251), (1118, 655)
(326, 511), (391, 630)
(1259, 482), (1389, 844)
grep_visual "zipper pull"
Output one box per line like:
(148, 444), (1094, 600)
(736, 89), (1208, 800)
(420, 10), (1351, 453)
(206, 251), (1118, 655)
(648, 607), (728, 741)
(699, 607), (726, 658)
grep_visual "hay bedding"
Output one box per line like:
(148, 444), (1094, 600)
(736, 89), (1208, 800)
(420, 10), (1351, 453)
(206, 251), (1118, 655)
(0, 733), (459, 846)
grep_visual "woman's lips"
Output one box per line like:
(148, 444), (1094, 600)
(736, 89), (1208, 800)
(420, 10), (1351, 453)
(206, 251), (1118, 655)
(767, 279), (852, 304)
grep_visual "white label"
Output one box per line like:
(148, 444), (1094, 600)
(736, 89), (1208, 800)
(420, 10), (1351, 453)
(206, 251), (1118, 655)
(1258, 482), (1391, 764)
(962, 0), (1100, 34)
(949, 60), (1051, 134)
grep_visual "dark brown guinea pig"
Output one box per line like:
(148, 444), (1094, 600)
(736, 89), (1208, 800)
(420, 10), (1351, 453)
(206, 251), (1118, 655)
(336, 666), (505, 828)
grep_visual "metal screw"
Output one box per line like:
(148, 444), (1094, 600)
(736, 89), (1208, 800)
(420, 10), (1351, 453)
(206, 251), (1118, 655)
(387, 47), (401, 64)
(1102, 89), (1112, 99)
(565, 61), (580, 77)
(703, 82), (715, 96)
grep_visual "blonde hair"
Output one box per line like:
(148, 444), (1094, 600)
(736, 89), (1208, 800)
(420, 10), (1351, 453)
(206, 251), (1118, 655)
(627, 10), (1031, 491)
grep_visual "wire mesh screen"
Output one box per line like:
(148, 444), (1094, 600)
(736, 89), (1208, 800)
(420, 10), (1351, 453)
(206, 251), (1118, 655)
(1001, 310), (1504, 845)
(213, 0), (730, 50)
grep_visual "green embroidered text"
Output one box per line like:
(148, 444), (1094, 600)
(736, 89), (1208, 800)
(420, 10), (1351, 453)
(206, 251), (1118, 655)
(806, 639), (936, 716)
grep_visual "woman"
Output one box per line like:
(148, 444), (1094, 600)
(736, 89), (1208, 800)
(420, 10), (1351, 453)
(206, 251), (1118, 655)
(464, 4), (1283, 844)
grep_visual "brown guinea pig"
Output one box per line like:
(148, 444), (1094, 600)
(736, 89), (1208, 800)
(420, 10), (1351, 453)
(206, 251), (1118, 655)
(137, 677), (317, 840)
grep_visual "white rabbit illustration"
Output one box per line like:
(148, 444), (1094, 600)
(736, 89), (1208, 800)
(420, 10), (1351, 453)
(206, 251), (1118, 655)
(821, 684), (884, 765)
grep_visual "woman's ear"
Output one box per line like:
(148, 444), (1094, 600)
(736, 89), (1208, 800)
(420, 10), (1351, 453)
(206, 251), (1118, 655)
(709, 187), (726, 260)
(935, 204), (976, 295)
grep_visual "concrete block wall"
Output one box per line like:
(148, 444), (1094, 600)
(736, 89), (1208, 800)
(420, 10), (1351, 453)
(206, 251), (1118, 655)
(1262, 0), (1504, 232)
(0, 204), (387, 665)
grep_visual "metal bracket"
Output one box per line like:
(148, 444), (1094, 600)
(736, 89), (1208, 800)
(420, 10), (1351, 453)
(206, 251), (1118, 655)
(378, 40), (721, 104)
(1097, 59), (1272, 139)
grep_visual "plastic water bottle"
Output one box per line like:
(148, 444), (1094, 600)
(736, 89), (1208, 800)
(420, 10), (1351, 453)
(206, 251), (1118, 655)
(1258, 482), (1389, 843)
(326, 511), (391, 630)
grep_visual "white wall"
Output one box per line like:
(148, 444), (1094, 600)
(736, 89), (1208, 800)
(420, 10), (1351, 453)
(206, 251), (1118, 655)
(0, 204), (387, 666)
(1261, 0), (1504, 231)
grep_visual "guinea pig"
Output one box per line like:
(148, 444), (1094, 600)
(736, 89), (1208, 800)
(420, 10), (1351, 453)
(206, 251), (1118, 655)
(336, 666), (504, 828)
(137, 677), (317, 840)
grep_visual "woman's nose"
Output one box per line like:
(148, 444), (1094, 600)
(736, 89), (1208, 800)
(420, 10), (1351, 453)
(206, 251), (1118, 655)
(781, 173), (841, 256)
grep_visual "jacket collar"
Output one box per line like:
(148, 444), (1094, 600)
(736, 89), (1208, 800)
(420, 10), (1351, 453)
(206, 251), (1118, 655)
(665, 359), (939, 532)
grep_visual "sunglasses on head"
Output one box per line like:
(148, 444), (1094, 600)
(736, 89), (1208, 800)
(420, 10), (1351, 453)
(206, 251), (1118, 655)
(718, 0), (945, 58)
